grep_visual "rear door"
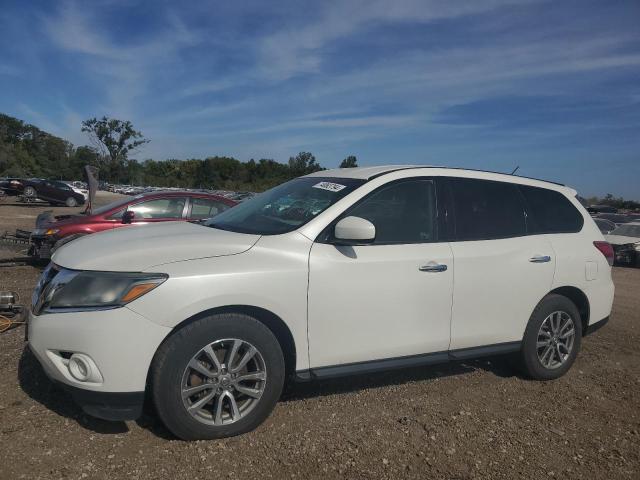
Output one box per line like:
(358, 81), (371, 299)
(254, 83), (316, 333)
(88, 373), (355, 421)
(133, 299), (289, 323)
(446, 177), (556, 350)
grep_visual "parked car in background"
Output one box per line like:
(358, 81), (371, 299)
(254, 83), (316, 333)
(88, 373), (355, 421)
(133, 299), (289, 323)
(593, 217), (617, 235)
(0, 178), (86, 207)
(605, 222), (640, 267)
(594, 213), (634, 226)
(587, 204), (617, 214)
(62, 181), (89, 201)
(28, 190), (237, 260)
(0, 177), (25, 195)
(27, 166), (614, 440)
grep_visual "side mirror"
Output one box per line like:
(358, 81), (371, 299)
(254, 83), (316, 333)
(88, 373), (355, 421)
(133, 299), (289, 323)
(334, 216), (375, 244)
(122, 210), (135, 224)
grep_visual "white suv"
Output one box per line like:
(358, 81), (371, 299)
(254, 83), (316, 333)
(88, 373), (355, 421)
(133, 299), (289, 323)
(28, 166), (614, 440)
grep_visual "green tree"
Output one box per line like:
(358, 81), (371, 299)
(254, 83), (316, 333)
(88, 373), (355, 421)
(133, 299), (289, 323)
(81, 116), (149, 182)
(340, 155), (358, 168)
(288, 151), (322, 177)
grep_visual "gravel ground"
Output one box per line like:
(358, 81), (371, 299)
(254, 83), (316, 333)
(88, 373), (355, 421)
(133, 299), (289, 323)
(1, 194), (639, 480)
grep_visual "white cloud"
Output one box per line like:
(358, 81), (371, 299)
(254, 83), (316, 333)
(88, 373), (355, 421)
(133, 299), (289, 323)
(256, 0), (538, 80)
(43, 1), (203, 117)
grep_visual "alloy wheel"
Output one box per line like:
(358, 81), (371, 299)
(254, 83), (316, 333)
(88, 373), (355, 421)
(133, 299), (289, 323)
(181, 338), (267, 426)
(536, 311), (576, 369)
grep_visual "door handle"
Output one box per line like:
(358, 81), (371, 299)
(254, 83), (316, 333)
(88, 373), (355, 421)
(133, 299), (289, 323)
(419, 263), (448, 272)
(529, 255), (551, 263)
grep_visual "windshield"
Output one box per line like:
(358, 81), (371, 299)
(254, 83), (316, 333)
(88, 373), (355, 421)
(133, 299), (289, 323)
(610, 224), (640, 238)
(91, 195), (144, 215)
(205, 177), (365, 235)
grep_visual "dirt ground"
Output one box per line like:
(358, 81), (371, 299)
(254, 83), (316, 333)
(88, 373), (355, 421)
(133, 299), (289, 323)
(0, 193), (639, 480)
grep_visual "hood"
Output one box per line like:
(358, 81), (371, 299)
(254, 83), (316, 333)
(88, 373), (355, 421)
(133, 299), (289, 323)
(35, 211), (88, 229)
(52, 221), (260, 271)
(605, 234), (640, 246)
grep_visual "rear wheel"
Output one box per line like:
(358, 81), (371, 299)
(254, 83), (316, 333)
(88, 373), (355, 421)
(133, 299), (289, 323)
(65, 196), (78, 207)
(519, 294), (582, 380)
(152, 313), (285, 440)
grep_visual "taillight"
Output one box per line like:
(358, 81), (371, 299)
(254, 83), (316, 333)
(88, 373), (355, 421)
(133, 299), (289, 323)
(593, 241), (614, 266)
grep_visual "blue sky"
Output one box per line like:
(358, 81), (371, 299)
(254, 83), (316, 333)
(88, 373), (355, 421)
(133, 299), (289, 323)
(1, 0), (639, 198)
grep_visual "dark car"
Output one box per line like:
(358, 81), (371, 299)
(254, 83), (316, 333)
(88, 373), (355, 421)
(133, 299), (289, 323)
(29, 190), (237, 260)
(587, 204), (617, 214)
(0, 178), (86, 207)
(594, 213), (634, 226)
(0, 177), (27, 196)
(593, 217), (617, 235)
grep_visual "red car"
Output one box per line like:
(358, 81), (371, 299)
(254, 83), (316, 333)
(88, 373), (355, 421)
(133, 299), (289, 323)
(29, 191), (237, 260)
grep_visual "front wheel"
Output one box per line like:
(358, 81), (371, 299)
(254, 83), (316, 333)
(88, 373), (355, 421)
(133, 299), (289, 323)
(519, 294), (582, 380)
(23, 185), (36, 197)
(151, 313), (285, 440)
(65, 196), (78, 207)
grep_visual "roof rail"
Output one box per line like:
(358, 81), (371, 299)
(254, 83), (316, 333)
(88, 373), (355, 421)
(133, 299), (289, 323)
(368, 166), (565, 187)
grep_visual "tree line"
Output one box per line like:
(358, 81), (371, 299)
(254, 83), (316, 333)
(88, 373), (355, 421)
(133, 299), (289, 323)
(583, 194), (640, 211)
(0, 113), (359, 192)
(2, 112), (637, 206)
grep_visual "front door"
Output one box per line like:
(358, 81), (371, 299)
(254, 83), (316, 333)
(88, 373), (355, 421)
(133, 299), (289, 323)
(307, 178), (453, 369)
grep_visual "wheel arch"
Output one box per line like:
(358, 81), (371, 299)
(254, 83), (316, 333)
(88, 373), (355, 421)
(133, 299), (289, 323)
(156, 305), (297, 380)
(548, 286), (590, 335)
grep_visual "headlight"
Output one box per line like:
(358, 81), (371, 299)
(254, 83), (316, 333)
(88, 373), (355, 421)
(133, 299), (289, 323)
(31, 228), (59, 236)
(34, 268), (167, 313)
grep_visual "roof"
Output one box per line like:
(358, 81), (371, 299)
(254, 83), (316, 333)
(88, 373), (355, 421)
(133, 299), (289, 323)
(130, 190), (238, 204)
(304, 165), (422, 180)
(304, 165), (567, 190)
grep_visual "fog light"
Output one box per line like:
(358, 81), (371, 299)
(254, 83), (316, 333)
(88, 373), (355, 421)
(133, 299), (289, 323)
(68, 354), (93, 382)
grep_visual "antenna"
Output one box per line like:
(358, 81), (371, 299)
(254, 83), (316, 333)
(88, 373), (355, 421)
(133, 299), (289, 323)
(510, 166), (520, 175)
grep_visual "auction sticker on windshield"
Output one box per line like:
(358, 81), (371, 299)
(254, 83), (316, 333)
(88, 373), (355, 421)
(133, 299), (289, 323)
(312, 182), (347, 192)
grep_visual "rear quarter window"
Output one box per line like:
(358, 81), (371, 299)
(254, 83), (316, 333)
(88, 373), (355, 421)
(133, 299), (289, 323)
(519, 185), (584, 234)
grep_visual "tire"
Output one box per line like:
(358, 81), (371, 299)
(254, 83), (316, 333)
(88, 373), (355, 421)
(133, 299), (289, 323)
(152, 313), (285, 440)
(23, 186), (36, 197)
(65, 196), (78, 207)
(519, 294), (582, 380)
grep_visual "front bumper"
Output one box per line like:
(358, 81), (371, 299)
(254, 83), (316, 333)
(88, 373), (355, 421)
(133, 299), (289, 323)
(585, 316), (609, 336)
(27, 307), (172, 421)
(54, 381), (145, 421)
(612, 244), (638, 266)
(28, 234), (55, 260)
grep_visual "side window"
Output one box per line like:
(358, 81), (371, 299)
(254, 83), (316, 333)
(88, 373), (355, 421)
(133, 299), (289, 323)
(451, 178), (526, 241)
(519, 185), (584, 234)
(190, 197), (231, 220)
(128, 197), (187, 219)
(108, 209), (125, 220)
(344, 179), (437, 244)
